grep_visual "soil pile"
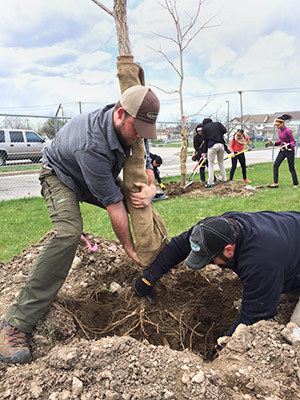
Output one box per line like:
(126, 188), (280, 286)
(0, 228), (299, 399)
(164, 180), (255, 199)
(0, 182), (299, 399)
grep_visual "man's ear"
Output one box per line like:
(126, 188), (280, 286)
(223, 243), (235, 258)
(116, 106), (126, 121)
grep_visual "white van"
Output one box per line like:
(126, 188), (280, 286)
(0, 129), (46, 166)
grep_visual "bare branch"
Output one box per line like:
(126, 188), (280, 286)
(148, 83), (179, 95)
(182, 15), (219, 51)
(146, 45), (182, 78)
(208, 104), (222, 120)
(90, 0), (113, 16)
(151, 31), (178, 46)
(186, 95), (215, 118)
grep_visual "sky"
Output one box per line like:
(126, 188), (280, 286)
(0, 0), (300, 122)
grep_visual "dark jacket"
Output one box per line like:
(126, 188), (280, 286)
(143, 211), (300, 335)
(150, 153), (162, 184)
(193, 134), (205, 161)
(202, 121), (229, 152)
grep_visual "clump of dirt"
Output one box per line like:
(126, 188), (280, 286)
(0, 229), (299, 398)
(164, 180), (255, 199)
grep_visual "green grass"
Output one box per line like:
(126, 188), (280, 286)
(0, 164), (41, 173)
(1, 160), (300, 262)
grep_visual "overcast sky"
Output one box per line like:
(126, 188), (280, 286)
(0, 0), (299, 122)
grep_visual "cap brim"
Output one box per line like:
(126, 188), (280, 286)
(185, 250), (211, 270)
(133, 118), (157, 140)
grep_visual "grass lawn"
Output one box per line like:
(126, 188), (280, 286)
(1, 160), (300, 262)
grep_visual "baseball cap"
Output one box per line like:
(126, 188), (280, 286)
(120, 85), (160, 140)
(185, 217), (234, 270)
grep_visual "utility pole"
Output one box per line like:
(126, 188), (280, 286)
(79, 101), (82, 114)
(55, 103), (62, 118)
(238, 91), (243, 124)
(226, 100), (230, 123)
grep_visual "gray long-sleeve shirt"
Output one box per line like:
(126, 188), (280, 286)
(43, 104), (152, 207)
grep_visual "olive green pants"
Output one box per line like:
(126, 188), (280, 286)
(5, 167), (85, 333)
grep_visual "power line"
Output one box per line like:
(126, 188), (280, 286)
(0, 87), (299, 110)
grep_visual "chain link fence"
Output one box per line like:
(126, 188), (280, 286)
(0, 114), (70, 168)
(0, 113), (299, 200)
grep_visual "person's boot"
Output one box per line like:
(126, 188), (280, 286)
(0, 318), (31, 364)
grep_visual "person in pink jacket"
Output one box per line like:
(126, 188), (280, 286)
(229, 129), (252, 182)
(266, 114), (298, 188)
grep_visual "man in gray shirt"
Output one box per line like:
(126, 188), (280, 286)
(0, 85), (160, 364)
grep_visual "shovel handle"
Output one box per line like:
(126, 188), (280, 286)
(227, 149), (249, 159)
(192, 157), (203, 172)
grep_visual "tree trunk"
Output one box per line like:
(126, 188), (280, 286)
(113, 0), (168, 266)
(179, 48), (187, 187)
(113, 0), (131, 55)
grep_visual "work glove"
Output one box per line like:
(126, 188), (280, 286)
(191, 151), (197, 162)
(159, 183), (166, 190)
(281, 142), (292, 151)
(202, 153), (207, 160)
(248, 144), (253, 151)
(213, 336), (230, 357)
(133, 269), (156, 305)
(265, 140), (274, 148)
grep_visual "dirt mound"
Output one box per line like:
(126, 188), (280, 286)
(164, 180), (255, 199)
(0, 231), (299, 399)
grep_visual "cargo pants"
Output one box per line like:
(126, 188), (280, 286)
(5, 166), (88, 333)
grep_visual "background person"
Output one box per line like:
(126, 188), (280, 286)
(134, 211), (300, 337)
(150, 153), (165, 189)
(265, 114), (298, 188)
(0, 85), (160, 365)
(192, 123), (207, 183)
(229, 129), (252, 182)
(201, 118), (230, 188)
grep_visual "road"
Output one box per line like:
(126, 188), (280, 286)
(0, 147), (279, 201)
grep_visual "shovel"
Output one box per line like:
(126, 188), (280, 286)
(214, 148), (249, 164)
(184, 158), (206, 188)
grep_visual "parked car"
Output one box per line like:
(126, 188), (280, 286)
(0, 129), (46, 166)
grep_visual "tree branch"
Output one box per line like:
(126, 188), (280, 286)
(90, 0), (113, 16)
(186, 95), (215, 118)
(147, 83), (179, 95)
(146, 45), (182, 78)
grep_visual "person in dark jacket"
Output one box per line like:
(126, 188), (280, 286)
(0, 85), (160, 365)
(192, 124), (207, 183)
(150, 153), (165, 189)
(201, 118), (230, 188)
(134, 211), (300, 337)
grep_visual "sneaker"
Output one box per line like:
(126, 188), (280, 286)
(204, 184), (215, 188)
(293, 185), (298, 189)
(243, 179), (252, 183)
(0, 318), (31, 364)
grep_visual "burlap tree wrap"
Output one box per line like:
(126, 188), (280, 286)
(117, 55), (168, 266)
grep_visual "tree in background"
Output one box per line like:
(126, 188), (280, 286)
(39, 118), (67, 140)
(149, 0), (216, 186)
